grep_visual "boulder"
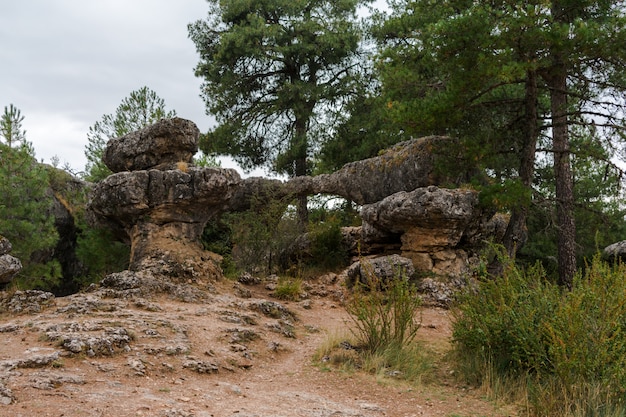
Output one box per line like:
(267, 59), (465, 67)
(603, 240), (626, 263)
(359, 186), (494, 277)
(0, 255), (21, 285)
(0, 237), (21, 285)
(103, 117), (199, 173)
(344, 254), (415, 288)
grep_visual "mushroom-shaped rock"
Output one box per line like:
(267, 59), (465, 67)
(360, 186), (491, 277)
(103, 117), (199, 173)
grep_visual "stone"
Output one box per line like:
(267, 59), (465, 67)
(103, 117), (199, 173)
(287, 136), (473, 205)
(603, 240), (626, 263)
(0, 254), (22, 284)
(88, 166), (241, 278)
(0, 290), (55, 314)
(344, 254), (415, 288)
(0, 236), (12, 255)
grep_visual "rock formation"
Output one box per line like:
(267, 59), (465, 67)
(0, 236), (22, 286)
(88, 118), (240, 281)
(603, 240), (626, 263)
(359, 186), (494, 277)
(88, 117), (503, 286)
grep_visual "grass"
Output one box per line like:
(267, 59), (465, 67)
(273, 276), (303, 301)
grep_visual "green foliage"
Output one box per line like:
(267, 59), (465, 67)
(0, 104), (26, 148)
(189, 0), (366, 178)
(346, 267), (422, 354)
(75, 226), (130, 285)
(219, 191), (298, 275)
(521, 127), (626, 270)
(307, 216), (349, 270)
(273, 277), (303, 301)
(0, 142), (60, 290)
(374, 0), (626, 286)
(84, 86), (176, 182)
(453, 254), (626, 415)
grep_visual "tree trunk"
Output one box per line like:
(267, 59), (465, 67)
(294, 116), (309, 231)
(501, 70), (539, 258)
(545, 61), (576, 289)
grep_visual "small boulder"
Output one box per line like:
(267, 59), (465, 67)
(0, 236), (12, 255)
(344, 254), (415, 288)
(0, 255), (22, 285)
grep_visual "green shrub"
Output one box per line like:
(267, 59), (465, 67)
(346, 268), (422, 354)
(273, 277), (302, 301)
(452, 253), (626, 416)
(308, 217), (349, 270)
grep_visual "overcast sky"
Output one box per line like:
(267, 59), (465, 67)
(0, 0), (217, 174)
(1, 1), (385, 176)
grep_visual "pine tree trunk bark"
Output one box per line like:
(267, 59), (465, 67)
(501, 70), (539, 259)
(546, 61), (576, 289)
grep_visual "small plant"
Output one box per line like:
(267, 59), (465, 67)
(346, 269), (422, 354)
(273, 276), (302, 301)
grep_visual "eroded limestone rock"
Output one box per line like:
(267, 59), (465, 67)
(103, 117), (199, 172)
(603, 240), (626, 263)
(0, 236), (21, 285)
(88, 118), (241, 281)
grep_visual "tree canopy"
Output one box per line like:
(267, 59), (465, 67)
(0, 105), (60, 289)
(373, 0), (626, 287)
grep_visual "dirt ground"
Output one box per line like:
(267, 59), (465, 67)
(0, 276), (518, 417)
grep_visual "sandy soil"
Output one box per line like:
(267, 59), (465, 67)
(0, 276), (518, 417)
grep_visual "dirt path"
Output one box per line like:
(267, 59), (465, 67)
(0, 278), (517, 417)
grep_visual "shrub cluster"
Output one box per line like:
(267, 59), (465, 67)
(453, 254), (626, 415)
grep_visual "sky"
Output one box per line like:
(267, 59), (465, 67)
(0, 0), (222, 174)
(1, 1), (387, 177)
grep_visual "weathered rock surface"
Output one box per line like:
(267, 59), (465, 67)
(287, 136), (471, 205)
(344, 254), (415, 288)
(103, 117), (199, 173)
(603, 240), (626, 263)
(89, 167), (240, 277)
(0, 237), (21, 286)
(88, 118), (241, 280)
(88, 117), (503, 285)
(0, 255), (21, 285)
(358, 186), (493, 277)
(0, 237), (11, 256)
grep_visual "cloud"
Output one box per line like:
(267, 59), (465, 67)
(0, 0), (211, 171)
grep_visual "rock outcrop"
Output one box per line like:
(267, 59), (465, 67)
(0, 237), (22, 286)
(88, 118), (240, 281)
(359, 186), (493, 277)
(603, 240), (626, 263)
(88, 117), (502, 286)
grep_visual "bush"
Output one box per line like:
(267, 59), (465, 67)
(346, 267), (422, 354)
(452, 253), (626, 416)
(308, 217), (349, 270)
(273, 276), (302, 301)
